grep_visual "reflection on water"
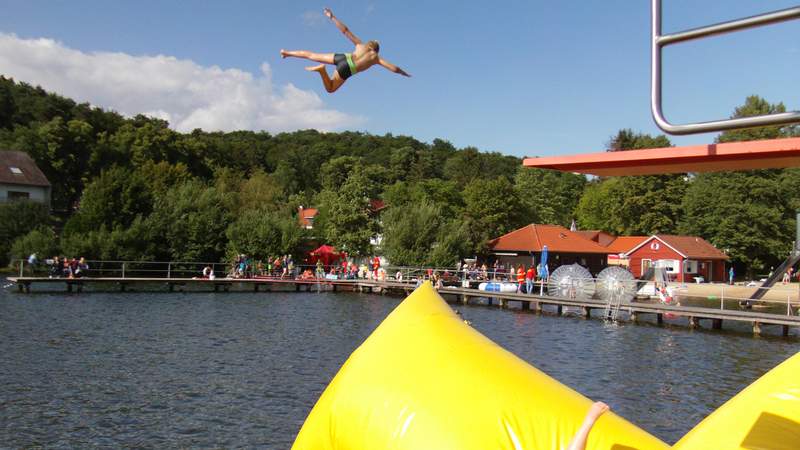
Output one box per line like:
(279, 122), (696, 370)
(1, 284), (797, 447)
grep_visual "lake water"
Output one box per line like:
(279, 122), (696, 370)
(1, 282), (798, 448)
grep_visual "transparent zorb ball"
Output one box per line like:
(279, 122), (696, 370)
(547, 264), (596, 301)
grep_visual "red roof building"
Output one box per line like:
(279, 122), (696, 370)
(623, 235), (729, 282)
(489, 224), (613, 274)
(298, 206), (319, 229)
(489, 225), (729, 282)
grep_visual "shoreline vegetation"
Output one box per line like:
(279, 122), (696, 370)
(1, 76), (799, 279)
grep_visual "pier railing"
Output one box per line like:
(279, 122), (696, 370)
(7, 259), (800, 316)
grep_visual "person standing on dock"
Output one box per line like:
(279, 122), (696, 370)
(525, 265), (535, 294)
(516, 265), (526, 293)
(729, 265), (735, 285)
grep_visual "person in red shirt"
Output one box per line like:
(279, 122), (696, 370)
(525, 266), (535, 294)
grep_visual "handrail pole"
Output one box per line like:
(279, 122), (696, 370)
(651, 0), (800, 135)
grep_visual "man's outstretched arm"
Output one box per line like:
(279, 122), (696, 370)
(324, 8), (362, 45)
(379, 58), (411, 77)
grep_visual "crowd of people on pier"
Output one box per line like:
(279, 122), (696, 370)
(27, 254), (90, 279)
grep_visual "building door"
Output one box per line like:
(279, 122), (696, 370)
(641, 259), (652, 277)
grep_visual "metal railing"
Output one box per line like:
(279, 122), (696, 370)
(651, 0), (800, 134)
(8, 259), (800, 316)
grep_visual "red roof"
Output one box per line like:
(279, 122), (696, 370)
(523, 137), (800, 176)
(369, 199), (386, 212)
(298, 207), (318, 227)
(604, 236), (648, 254)
(574, 230), (618, 247)
(0, 151), (50, 187)
(489, 224), (612, 254)
(626, 235), (729, 260)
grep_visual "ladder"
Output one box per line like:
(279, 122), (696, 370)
(604, 285), (624, 322)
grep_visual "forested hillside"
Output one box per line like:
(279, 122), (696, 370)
(1, 75), (798, 276)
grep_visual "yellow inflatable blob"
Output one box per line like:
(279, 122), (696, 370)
(673, 350), (800, 450)
(292, 283), (668, 449)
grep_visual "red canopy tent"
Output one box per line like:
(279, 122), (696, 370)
(307, 245), (346, 267)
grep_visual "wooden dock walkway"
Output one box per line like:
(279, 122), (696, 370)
(7, 276), (800, 336)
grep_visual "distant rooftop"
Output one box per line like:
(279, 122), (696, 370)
(0, 151), (50, 187)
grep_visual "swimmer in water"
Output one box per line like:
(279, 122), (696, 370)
(567, 401), (609, 450)
(280, 7), (411, 93)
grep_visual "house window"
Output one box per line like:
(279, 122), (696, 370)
(9, 166), (23, 174)
(641, 259), (653, 274)
(7, 191), (30, 201)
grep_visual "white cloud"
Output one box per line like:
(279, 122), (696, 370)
(0, 33), (364, 133)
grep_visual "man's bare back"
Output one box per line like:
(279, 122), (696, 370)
(280, 8), (410, 93)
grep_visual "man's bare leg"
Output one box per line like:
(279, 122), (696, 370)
(280, 49), (334, 64)
(305, 65), (343, 93)
(566, 402), (609, 450)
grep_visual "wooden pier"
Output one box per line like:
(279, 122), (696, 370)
(7, 276), (800, 337)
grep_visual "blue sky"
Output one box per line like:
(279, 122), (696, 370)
(0, 0), (797, 157)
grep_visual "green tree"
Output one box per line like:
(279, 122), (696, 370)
(0, 201), (50, 265)
(381, 201), (471, 267)
(607, 129), (671, 151)
(63, 166), (152, 235)
(147, 180), (234, 262)
(225, 208), (302, 260)
(514, 167), (586, 226)
(575, 130), (681, 234)
(717, 95), (797, 143)
(320, 171), (377, 257)
(8, 227), (59, 266)
(462, 177), (524, 254)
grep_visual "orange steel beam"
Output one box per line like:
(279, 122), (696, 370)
(522, 137), (800, 176)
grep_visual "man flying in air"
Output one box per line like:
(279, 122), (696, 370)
(281, 7), (411, 93)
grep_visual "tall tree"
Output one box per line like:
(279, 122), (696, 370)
(463, 177), (524, 254)
(514, 167), (586, 226)
(575, 130), (681, 234)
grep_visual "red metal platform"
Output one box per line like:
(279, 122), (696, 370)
(523, 137), (800, 176)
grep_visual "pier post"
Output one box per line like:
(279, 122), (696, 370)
(712, 319), (722, 330)
(25, 283), (30, 293)
(461, 295), (469, 305)
(753, 321), (761, 335)
(782, 325), (790, 336)
(498, 299), (506, 308)
(254, 283), (260, 292)
(67, 282), (73, 293)
(582, 307), (590, 319)
(487, 298), (492, 306)
(332, 284), (337, 292)
(17, 283), (23, 293)
(521, 301), (530, 311)
(630, 311), (638, 322)
(534, 302), (542, 313)
(296, 283), (301, 292)
(688, 316), (698, 328)
(556, 305), (563, 316)
(656, 313), (663, 325)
